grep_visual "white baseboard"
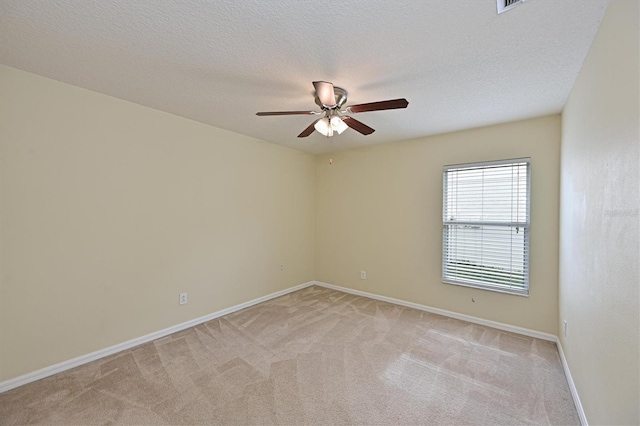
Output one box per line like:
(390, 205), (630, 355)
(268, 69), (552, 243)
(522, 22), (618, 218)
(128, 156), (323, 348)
(557, 340), (588, 426)
(0, 281), (315, 394)
(313, 281), (557, 342)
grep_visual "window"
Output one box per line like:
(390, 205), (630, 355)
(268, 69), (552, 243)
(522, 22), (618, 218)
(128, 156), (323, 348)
(442, 158), (530, 296)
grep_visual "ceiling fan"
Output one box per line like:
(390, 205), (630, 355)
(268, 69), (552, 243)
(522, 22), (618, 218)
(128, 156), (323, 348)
(256, 81), (409, 138)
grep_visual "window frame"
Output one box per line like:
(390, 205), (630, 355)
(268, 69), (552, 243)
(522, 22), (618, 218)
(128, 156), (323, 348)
(441, 158), (531, 297)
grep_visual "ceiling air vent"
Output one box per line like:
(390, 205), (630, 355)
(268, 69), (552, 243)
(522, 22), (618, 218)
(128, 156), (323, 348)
(497, 0), (526, 14)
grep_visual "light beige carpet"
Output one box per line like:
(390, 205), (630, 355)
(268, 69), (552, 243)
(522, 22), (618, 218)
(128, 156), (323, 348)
(0, 285), (578, 425)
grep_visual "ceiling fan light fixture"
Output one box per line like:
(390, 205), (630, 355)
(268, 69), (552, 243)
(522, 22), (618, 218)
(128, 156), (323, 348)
(314, 116), (347, 137)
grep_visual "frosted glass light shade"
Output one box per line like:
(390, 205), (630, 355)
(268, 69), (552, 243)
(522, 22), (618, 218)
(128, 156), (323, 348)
(314, 118), (333, 137)
(330, 116), (348, 134)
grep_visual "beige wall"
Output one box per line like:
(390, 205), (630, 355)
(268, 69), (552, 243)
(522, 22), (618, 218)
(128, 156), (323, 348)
(0, 65), (316, 382)
(315, 115), (561, 335)
(559, 0), (640, 424)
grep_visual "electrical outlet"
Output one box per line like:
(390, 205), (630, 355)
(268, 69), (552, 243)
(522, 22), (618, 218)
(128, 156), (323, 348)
(563, 320), (567, 337)
(361, 270), (366, 280)
(280, 261), (284, 271)
(179, 292), (188, 305)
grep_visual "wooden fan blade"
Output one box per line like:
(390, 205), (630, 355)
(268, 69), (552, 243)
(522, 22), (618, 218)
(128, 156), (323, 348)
(298, 120), (319, 138)
(342, 116), (375, 135)
(347, 98), (408, 113)
(313, 81), (336, 107)
(256, 111), (317, 116)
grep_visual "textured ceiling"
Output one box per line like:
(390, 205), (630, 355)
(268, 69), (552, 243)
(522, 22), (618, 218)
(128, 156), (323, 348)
(0, 0), (609, 154)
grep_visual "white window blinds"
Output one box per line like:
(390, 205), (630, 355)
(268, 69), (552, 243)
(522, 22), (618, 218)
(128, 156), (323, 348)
(442, 158), (530, 295)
